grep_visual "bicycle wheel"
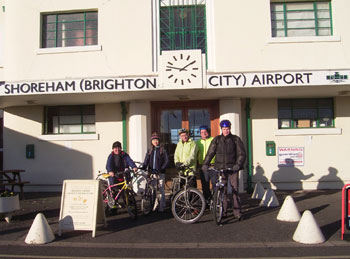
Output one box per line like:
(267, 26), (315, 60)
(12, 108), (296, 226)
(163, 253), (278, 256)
(212, 188), (224, 225)
(103, 189), (117, 216)
(171, 187), (206, 224)
(170, 178), (181, 204)
(126, 190), (138, 220)
(141, 184), (155, 215)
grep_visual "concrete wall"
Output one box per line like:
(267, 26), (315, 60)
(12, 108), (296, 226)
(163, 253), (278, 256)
(251, 97), (350, 190)
(3, 103), (124, 191)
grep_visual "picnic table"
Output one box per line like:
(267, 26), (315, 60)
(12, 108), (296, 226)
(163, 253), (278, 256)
(0, 169), (30, 199)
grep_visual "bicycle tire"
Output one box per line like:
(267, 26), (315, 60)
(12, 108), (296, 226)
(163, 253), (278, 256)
(126, 189), (138, 220)
(103, 190), (117, 216)
(212, 188), (224, 225)
(141, 184), (155, 215)
(171, 187), (205, 224)
(170, 178), (181, 204)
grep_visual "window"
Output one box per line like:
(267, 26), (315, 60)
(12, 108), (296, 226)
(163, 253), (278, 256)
(42, 11), (98, 48)
(278, 98), (334, 129)
(160, 0), (207, 54)
(271, 1), (332, 37)
(44, 105), (95, 134)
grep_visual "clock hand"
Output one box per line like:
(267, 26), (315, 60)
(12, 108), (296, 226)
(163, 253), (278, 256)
(166, 65), (183, 71)
(179, 60), (196, 71)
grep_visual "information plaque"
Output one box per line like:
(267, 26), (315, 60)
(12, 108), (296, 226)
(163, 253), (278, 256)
(58, 180), (106, 237)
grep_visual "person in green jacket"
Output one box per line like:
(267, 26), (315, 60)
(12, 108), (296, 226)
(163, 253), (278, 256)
(174, 128), (198, 187)
(196, 125), (215, 202)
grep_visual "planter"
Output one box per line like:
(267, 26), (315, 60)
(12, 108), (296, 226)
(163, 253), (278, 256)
(0, 195), (20, 222)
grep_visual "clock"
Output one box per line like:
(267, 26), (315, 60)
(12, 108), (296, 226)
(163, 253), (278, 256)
(160, 50), (203, 88)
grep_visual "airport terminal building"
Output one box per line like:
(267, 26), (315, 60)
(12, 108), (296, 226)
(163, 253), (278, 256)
(0, 0), (349, 191)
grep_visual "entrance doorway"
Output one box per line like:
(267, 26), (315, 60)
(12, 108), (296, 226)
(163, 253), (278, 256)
(151, 100), (219, 167)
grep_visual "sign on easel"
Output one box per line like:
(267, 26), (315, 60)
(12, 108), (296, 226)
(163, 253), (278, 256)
(58, 180), (106, 238)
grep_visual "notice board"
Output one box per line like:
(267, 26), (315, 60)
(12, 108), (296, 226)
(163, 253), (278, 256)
(58, 180), (106, 237)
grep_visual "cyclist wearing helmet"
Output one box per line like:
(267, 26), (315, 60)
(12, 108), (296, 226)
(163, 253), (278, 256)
(142, 133), (169, 212)
(174, 128), (198, 187)
(106, 141), (138, 185)
(196, 125), (215, 203)
(202, 119), (246, 220)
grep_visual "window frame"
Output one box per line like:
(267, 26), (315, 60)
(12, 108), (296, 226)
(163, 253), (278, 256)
(270, 1), (333, 38)
(159, 1), (207, 54)
(44, 105), (96, 135)
(278, 98), (334, 129)
(41, 10), (98, 48)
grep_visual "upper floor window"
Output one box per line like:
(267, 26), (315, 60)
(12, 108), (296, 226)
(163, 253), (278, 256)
(278, 98), (334, 129)
(42, 11), (98, 48)
(271, 1), (332, 37)
(159, 0), (207, 54)
(44, 105), (95, 134)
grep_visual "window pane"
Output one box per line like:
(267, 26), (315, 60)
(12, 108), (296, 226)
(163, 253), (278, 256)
(188, 109), (210, 141)
(83, 124), (96, 132)
(60, 115), (81, 124)
(60, 125), (81, 134)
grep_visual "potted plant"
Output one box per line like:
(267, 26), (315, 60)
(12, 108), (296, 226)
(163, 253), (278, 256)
(0, 189), (20, 223)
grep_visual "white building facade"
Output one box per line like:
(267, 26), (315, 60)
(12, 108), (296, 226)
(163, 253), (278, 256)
(0, 0), (349, 191)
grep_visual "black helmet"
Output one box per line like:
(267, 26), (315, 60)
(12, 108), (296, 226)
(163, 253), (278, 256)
(178, 128), (189, 135)
(112, 141), (122, 149)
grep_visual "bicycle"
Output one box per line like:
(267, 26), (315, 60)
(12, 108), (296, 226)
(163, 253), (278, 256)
(96, 169), (138, 220)
(210, 168), (233, 225)
(170, 163), (206, 224)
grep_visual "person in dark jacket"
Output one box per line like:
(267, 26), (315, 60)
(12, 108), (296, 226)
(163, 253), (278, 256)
(142, 133), (169, 212)
(202, 120), (246, 220)
(106, 141), (137, 185)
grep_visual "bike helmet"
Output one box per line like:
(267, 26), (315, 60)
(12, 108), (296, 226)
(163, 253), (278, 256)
(199, 125), (209, 132)
(219, 120), (231, 128)
(178, 128), (189, 135)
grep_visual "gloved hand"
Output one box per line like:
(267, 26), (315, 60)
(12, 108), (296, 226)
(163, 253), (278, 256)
(202, 164), (209, 173)
(175, 162), (183, 170)
(232, 165), (240, 172)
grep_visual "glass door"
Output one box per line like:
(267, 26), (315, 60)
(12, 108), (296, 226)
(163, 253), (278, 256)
(152, 100), (219, 167)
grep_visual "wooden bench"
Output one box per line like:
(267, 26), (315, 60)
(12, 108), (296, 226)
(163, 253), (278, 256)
(0, 169), (29, 199)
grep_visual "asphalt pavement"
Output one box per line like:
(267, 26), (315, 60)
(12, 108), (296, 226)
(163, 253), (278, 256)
(0, 189), (350, 257)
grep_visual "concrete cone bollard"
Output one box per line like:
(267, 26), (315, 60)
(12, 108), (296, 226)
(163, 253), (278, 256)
(259, 188), (280, 207)
(251, 182), (265, 199)
(293, 210), (325, 244)
(25, 213), (55, 244)
(277, 195), (301, 222)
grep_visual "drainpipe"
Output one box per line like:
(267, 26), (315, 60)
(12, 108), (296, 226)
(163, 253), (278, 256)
(245, 98), (253, 193)
(120, 102), (128, 152)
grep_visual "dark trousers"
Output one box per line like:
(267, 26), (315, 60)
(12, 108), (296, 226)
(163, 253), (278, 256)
(199, 168), (217, 201)
(223, 172), (241, 217)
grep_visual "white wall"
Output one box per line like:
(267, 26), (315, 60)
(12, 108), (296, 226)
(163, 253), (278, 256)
(3, 103), (124, 191)
(251, 97), (350, 190)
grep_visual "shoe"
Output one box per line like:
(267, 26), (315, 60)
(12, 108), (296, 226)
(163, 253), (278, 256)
(236, 215), (243, 221)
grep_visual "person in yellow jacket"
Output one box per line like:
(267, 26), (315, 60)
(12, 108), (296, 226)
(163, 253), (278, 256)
(174, 128), (198, 187)
(196, 125), (215, 202)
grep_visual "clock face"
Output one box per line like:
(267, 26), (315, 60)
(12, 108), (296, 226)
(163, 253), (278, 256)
(161, 50), (203, 88)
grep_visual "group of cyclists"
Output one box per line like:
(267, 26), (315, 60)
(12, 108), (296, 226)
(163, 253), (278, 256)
(105, 119), (246, 220)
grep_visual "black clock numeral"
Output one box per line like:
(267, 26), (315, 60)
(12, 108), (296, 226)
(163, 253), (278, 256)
(173, 56), (177, 61)
(180, 54), (183, 60)
(166, 69), (171, 71)
(187, 79), (191, 83)
(168, 74), (174, 79)
(192, 68), (198, 70)
(181, 80), (184, 85)
(186, 55), (190, 61)
(168, 62), (173, 65)
(174, 79), (178, 83)
(191, 74), (197, 78)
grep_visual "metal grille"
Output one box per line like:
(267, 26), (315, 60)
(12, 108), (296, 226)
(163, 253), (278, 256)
(160, 1), (207, 54)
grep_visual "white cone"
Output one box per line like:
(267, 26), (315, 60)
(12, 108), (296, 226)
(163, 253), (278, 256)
(259, 188), (279, 207)
(277, 195), (301, 222)
(25, 213), (55, 244)
(293, 210), (325, 244)
(251, 182), (265, 199)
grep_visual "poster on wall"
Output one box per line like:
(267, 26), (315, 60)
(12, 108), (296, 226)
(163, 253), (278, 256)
(278, 147), (304, 167)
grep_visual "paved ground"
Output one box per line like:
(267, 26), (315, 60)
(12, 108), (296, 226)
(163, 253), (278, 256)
(0, 189), (349, 249)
